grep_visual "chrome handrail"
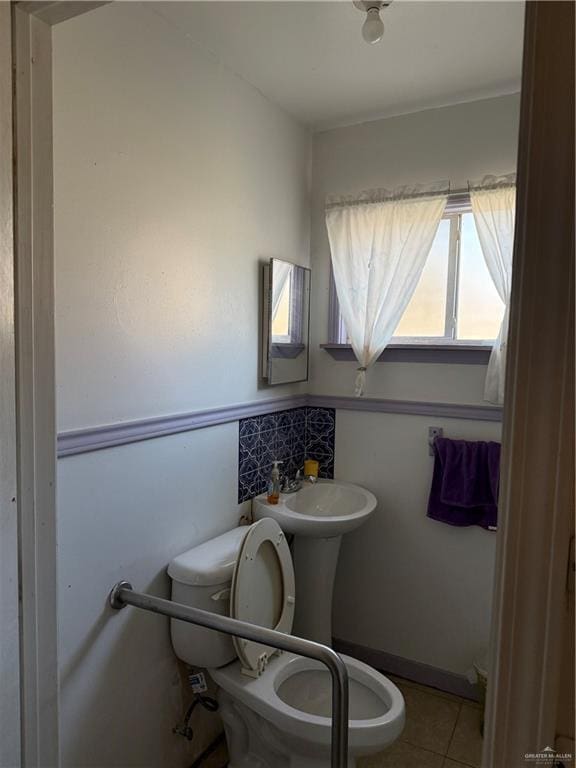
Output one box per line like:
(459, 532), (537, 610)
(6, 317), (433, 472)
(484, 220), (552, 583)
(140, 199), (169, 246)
(109, 582), (349, 768)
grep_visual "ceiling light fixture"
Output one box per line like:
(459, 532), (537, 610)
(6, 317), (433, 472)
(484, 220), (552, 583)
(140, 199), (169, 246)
(353, 1), (392, 45)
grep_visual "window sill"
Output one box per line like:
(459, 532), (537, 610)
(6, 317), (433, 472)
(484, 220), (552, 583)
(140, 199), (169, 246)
(320, 343), (492, 365)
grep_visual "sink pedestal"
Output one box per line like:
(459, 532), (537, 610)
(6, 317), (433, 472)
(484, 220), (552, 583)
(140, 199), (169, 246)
(292, 535), (342, 647)
(253, 480), (377, 647)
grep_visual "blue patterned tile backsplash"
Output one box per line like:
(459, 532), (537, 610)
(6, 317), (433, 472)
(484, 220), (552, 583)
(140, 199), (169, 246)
(238, 407), (335, 503)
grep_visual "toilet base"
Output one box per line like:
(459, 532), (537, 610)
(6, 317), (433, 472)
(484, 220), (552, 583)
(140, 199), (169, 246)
(210, 653), (405, 768)
(219, 691), (357, 768)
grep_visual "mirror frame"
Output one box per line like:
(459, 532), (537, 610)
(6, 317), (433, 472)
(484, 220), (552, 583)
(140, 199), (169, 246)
(261, 258), (311, 385)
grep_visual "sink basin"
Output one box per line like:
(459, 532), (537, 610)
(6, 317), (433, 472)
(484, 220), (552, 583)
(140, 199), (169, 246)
(253, 479), (377, 538)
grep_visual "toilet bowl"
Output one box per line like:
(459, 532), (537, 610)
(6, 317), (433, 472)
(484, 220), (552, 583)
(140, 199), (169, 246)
(211, 651), (405, 767)
(167, 518), (405, 767)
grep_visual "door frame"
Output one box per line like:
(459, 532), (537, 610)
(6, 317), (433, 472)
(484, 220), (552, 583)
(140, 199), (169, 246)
(4, 2), (574, 766)
(9, 7), (111, 764)
(483, 2), (575, 764)
(11, 5), (58, 766)
(0, 4), (21, 766)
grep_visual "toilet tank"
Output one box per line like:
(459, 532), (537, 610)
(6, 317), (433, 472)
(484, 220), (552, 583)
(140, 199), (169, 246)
(167, 526), (249, 668)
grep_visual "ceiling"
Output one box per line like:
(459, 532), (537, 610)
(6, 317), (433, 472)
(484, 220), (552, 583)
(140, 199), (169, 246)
(149, 1), (524, 131)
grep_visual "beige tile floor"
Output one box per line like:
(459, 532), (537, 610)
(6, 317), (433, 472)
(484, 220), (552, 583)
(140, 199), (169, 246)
(202, 675), (483, 768)
(358, 675), (484, 768)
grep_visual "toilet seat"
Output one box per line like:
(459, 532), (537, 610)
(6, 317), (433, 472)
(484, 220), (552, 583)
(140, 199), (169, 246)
(230, 518), (296, 677)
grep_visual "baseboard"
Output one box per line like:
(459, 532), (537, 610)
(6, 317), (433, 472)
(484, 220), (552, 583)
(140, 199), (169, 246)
(333, 638), (480, 702)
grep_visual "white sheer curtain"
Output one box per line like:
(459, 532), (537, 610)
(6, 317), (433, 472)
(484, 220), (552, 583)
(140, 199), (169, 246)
(470, 175), (516, 404)
(326, 184), (447, 395)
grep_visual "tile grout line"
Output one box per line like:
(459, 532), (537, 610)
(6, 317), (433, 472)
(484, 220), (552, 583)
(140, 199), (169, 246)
(398, 736), (449, 759)
(393, 679), (468, 763)
(373, 678), (480, 767)
(445, 702), (463, 760)
(399, 681), (471, 707)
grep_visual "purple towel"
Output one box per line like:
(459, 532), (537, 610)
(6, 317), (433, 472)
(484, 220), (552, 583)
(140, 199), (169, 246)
(427, 437), (501, 530)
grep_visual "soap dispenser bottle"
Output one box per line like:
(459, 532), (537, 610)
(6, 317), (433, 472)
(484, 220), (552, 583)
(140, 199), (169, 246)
(267, 461), (283, 505)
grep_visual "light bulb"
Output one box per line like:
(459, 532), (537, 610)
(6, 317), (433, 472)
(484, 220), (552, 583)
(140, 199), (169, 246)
(362, 7), (384, 44)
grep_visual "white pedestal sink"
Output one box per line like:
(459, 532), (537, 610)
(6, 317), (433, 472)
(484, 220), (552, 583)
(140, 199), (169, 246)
(253, 479), (376, 646)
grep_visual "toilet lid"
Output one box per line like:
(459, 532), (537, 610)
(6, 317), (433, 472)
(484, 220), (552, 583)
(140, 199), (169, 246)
(230, 518), (295, 676)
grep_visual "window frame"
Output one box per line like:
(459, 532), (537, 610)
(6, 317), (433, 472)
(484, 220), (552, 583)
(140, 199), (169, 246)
(327, 193), (498, 350)
(272, 263), (305, 345)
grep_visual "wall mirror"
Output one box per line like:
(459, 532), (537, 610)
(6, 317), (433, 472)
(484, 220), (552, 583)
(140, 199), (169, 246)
(261, 258), (311, 385)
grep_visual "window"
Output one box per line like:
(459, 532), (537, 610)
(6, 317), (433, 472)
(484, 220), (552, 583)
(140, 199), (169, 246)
(271, 263), (305, 345)
(331, 198), (505, 346)
(271, 273), (292, 341)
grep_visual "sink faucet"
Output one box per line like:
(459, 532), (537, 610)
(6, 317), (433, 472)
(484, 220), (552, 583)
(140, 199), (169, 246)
(280, 467), (319, 493)
(280, 473), (302, 493)
(297, 467), (318, 485)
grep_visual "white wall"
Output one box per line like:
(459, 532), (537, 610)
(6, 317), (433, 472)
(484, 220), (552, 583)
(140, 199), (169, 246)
(54, 8), (520, 760)
(57, 428), (240, 767)
(53, 3), (310, 766)
(54, 3), (310, 432)
(309, 95), (520, 676)
(309, 94), (521, 401)
(334, 413), (500, 675)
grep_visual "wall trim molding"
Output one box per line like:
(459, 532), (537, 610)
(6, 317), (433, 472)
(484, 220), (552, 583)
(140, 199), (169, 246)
(333, 638), (480, 702)
(308, 394), (502, 422)
(57, 392), (502, 458)
(57, 394), (308, 457)
(17, 1), (110, 26)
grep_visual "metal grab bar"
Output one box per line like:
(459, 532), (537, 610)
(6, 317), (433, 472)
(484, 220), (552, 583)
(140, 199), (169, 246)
(109, 582), (349, 768)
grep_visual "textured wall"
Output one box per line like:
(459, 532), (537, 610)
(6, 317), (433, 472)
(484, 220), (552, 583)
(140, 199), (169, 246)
(309, 95), (520, 677)
(54, 4), (310, 432)
(53, 4), (311, 766)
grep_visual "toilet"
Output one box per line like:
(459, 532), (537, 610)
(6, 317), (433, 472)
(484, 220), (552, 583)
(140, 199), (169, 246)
(168, 518), (405, 767)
